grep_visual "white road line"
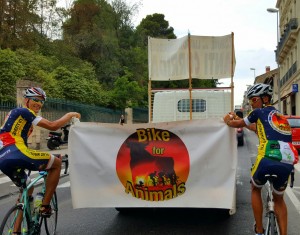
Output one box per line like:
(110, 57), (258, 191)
(57, 181), (70, 188)
(286, 186), (300, 214)
(294, 163), (300, 172)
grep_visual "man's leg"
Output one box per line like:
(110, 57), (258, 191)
(251, 184), (264, 234)
(43, 157), (62, 205)
(273, 193), (287, 235)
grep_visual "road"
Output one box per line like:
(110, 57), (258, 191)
(0, 132), (300, 234)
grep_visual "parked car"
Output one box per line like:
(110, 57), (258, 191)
(235, 110), (244, 146)
(285, 115), (300, 154)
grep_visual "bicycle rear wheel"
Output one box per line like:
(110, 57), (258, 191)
(0, 204), (30, 235)
(43, 191), (58, 235)
(266, 212), (279, 235)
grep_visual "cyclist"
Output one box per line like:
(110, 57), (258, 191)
(223, 83), (298, 235)
(0, 87), (80, 217)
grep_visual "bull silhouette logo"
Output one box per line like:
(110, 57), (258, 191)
(116, 128), (190, 201)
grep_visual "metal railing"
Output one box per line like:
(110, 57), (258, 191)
(1, 99), (148, 124)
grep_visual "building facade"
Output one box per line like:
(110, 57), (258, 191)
(244, 1), (299, 115)
(276, 0), (299, 115)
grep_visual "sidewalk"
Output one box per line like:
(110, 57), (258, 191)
(0, 146), (69, 176)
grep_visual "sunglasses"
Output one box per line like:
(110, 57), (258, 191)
(249, 97), (260, 104)
(29, 97), (45, 105)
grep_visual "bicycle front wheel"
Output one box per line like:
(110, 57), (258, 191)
(0, 204), (30, 235)
(43, 191), (58, 235)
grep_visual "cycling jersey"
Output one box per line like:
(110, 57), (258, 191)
(0, 107), (54, 183)
(0, 108), (42, 147)
(244, 106), (298, 166)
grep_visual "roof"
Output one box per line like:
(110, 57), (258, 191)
(254, 68), (278, 85)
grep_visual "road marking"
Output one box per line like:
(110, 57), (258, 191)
(286, 186), (300, 214)
(294, 163), (300, 172)
(57, 181), (70, 188)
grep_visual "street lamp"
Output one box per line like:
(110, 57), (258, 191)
(250, 68), (256, 79)
(267, 7), (281, 111)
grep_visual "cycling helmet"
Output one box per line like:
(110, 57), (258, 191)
(24, 87), (47, 100)
(246, 83), (273, 99)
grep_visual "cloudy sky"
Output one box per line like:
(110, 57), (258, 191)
(129, 0), (278, 105)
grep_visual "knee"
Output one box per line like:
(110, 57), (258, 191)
(52, 157), (62, 169)
(251, 183), (262, 192)
(273, 193), (284, 203)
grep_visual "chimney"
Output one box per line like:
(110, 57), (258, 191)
(266, 66), (270, 72)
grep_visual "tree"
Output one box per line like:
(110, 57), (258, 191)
(0, 49), (25, 102)
(111, 68), (144, 109)
(63, 0), (123, 89)
(135, 13), (176, 47)
(51, 66), (107, 106)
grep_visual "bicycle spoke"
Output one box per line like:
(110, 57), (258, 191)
(0, 204), (29, 235)
(42, 192), (58, 235)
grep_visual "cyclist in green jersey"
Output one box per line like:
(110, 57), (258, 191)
(223, 84), (298, 235)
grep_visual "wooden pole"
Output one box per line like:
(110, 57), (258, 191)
(148, 36), (152, 123)
(188, 33), (193, 120)
(231, 32), (235, 112)
(148, 80), (152, 123)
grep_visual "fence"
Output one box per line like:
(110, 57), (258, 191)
(0, 99), (148, 125)
(43, 98), (123, 123)
(132, 107), (148, 123)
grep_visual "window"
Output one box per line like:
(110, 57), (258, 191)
(177, 99), (206, 112)
(287, 118), (300, 128)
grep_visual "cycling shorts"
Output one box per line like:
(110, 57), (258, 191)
(0, 144), (55, 186)
(251, 157), (294, 194)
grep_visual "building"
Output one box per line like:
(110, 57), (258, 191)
(275, 0), (299, 115)
(245, 1), (299, 115)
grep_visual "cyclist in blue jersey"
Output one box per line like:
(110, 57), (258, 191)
(223, 83), (298, 235)
(0, 87), (80, 217)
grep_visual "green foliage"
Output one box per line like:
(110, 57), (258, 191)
(136, 13), (176, 47)
(15, 49), (58, 81)
(111, 69), (144, 108)
(0, 0), (217, 109)
(0, 50), (25, 102)
(51, 66), (107, 106)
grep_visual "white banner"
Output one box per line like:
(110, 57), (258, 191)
(148, 34), (235, 81)
(69, 119), (237, 210)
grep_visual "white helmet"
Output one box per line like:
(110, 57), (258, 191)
(24, 87), (47, 100)
(246, 83), (272, 99)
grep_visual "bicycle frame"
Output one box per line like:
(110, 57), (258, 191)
(1, 155), (68, 235)
(9, 171), (48, 235)
(264, 175), (280, 235)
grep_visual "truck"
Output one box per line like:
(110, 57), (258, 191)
(152, 89), (231, 123)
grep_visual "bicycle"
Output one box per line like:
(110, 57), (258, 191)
(0, 154), (69, 235)
(263, 174), (280, 235)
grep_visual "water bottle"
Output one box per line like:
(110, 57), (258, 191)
(33, 192), (44, 214)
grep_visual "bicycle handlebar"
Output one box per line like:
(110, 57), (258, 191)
(71, 117), (80, 125)
(290, 168), (295, 188)
(61, 154), (69, 174)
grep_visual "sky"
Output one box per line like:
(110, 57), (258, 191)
(127, 0), (279, 106)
